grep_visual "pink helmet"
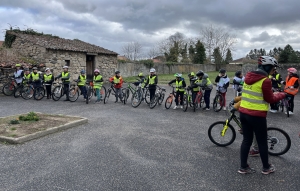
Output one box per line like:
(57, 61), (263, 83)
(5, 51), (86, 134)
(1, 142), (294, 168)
(287, 68), (297, 74)
(94, 69), (100, 73)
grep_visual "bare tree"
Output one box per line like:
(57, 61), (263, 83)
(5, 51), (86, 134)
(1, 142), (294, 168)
(147, 46), (160, 59)
(199, 25), (237, 62)
(121, 41), (143, 61)
(158, 32), (186, 56)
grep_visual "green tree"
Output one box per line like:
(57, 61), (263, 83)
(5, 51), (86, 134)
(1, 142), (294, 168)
(188, 45), (195, 62)
(165, 41), (179, 62)
(224, 48), (233, 64)
(279, 44), (298, 63)
(180, 43), (189, 62)
(213, 47), (223, 70)
(193, 40), (206, 64)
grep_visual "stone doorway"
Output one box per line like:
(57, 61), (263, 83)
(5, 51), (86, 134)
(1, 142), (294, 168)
(86, 55), (95, 80)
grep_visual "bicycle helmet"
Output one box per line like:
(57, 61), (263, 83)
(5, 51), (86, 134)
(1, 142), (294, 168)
(115, 70), (120, 74)
(32, 67), (38, 70)
(219, 68), (226, 74)
(150, 68), (156, 73)
(63, 66), (69, 69)
(94, 69), (100, 73)
(138, 72), (143, 77)
(287, 67), (297, 74)
(45, 68), (50, 71)
(235, 71), (242, 77)
(196, 70), (204, 76)
(188, 72), (195, 77)
(80, 69), (86, 74)
(258, 56), (278, 66)
(15, 63), (21, 67)
(24, 68), (29, 71)
(174, 73), (182, 77)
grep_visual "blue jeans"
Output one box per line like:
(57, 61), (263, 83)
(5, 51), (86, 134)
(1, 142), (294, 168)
(204, 89), (211, 109)
(79, 86), (87, 99)
(95, 88), (101, 101)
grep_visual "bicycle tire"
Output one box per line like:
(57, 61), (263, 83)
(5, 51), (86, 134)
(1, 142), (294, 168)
(13, 85), (23, 98)
(131, 90), (142, 108)
(285, 100), (290, 117)
(149, 94), (158, 109)
(144, 89), (150, 104)
(126, 88), (130, 101)
(208, 121), (236, 147)
(100, 86), (106, 101)
(2, 83), (15, 96)
(21, 86), (34, 100)
(194, 94), (201, 111)
(158, 92), (165, 105)
(267, 127), (291, 156)
(182, 94), (188, 112)
(52, 86), (63, 101)
(213, 94), (223, 112)
(165, 95), (173, 109)
(122, 90), (127, 104)
(104, 89), (110, 104)
(34, 87), (45, 100)
(69, 88), (79, 102)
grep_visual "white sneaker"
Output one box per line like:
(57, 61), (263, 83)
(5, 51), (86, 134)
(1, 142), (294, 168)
(173, 105), (178, 110)
(285, 111), (294, 115)
(270, 110), (277, 113)
(205, 108), (210, 111)
(223, 107), (227, 111)
(180, 105), (183, 109)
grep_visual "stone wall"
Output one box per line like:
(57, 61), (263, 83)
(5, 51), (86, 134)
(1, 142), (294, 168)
(95, 55), (117, 80)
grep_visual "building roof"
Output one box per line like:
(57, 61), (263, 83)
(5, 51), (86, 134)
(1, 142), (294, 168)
(117, 55), (129, 60)
(7, 31), (117, 55)
(230, 57), (245, 63)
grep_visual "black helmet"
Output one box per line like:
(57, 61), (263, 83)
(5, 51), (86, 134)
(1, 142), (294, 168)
(235, 71), (242, 77)
(196, 70), (204, 77)
(32, 67), (38, 70)
(115, 71), (120, 74)
(219, 68), (226, 74)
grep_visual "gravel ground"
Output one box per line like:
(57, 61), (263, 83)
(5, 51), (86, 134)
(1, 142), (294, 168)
(0, 86), (299, 191)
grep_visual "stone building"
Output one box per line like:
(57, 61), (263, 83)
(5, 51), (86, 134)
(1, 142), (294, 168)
(2, 31), (118, 80)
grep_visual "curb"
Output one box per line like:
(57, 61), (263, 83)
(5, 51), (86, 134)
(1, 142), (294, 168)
(0, 116), (88, 144)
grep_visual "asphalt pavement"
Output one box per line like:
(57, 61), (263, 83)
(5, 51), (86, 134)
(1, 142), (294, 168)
(0, 86), (300, 191)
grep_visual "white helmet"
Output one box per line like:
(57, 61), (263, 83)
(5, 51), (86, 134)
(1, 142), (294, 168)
(150, 68), (156, 72)
(63, 66), (69, 69)
(258, 56), (278, 66)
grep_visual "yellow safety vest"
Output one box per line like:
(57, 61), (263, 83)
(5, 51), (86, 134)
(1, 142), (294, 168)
(240, 78), (269, 111)
(62, 72), (70, 82)
(148, 76), (156, 85)
(94, 75), (103, 89)
(44, 74), (52, 82)
(31, 73), (40, 81)
(78, 75), (86, 86)
(176, 80), (185, 91)
(113, 76), (121, 84)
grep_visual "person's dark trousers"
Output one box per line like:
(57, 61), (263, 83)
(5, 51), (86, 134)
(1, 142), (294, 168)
(270, 103), (279, 110)
(78, 85), (87, 99)
(32, 82), (41, 89)
(45, 84), (52, 98)
(192, 91), (197, 103)
(204, 89), (211, 109)
(240, 112), (270, 169)
(288, 95), (295, 112)
(149, 88), (156, 101)
(64, 83), (70, 100)
(175, 91), (184, 105)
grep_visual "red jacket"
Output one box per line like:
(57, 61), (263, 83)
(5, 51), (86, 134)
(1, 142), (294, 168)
(109, 76), (123, 88)
(239, 70), (285, 117)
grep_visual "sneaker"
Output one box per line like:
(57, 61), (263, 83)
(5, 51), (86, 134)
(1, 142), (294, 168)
(249, 149), (260, 157)
(173, 105), (178, 110)
(223, 107), (227, 111)
(285, 111), (294, 115)
(238, 166), (256, 174)
(205, 108), (210, 111)
(180, 105), (183, 109)
(270, 109), (277, 113)
(262, 164), (275, 175)
(94, 100), (100, 104)
(238, 128), (243, 134)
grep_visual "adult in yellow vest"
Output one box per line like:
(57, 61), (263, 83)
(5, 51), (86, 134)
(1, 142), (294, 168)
(281, 67), (299, 115)
(55, 66), (70, 101)
(43, 68), (54, 99)
(77, 70), (87, 100)
(168, 73), (186, 109)
(194, 70), (213, 110)
(93, 69), (104, 103)
(144, 68), (158, 102)
(238, 56), (285, 175)
(31, 67), (41, 89)
(269, 67), (283, 113)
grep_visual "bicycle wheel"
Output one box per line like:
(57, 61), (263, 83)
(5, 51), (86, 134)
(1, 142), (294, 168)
(13, 85), (23, 98)
(34, 87), (45, 100)
(165, 96), (173, 109)
(285, 101), (290, 117)
(69, 88), (79, 102)
(104, 89), (110, 104)
(208, 121), (236, 147)
(182, 94), (188, 112)
(122, 90), (127, 104)
(86, 87), (92, 104)
(2, 83), (15, 96)
(267, 127), (291, 156)
(144, 89), (150, 104)
(131, 90), (142, 108)
(100, 86), (106, 101)
(21, 86), (34, 100)
(52, 86), (63, 101)
(149, 94), (158, 109)
(158, 92), (165, 105)
(194, 94), (201, 112)
(126, 88), (130, 101)
(213, 94), (223, 112)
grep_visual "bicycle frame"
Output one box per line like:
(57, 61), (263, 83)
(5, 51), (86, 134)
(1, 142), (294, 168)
(221, 111), (241, 136)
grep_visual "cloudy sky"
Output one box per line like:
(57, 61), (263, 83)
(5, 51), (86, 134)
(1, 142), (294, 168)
(1, 0), (300, 60)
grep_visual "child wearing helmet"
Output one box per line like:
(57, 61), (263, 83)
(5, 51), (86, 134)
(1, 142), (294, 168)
(77, 70), (87, 101)
(233, 71), (244, 97)
(14, 63), (24, 85)
(43, 68), (54, 99)
(93, 69), (104, 103)
(281, 67), (299, 115)
(55, 66), (71, 101)
(168, 73), (186, 109)
(144, 68), (158, 102)
(187, 72), (198, 103)
(269, 68), (283, 113)
(31, 67), (42, 89)
(109, 71), (124, 103)
(215, 69), (230, 110)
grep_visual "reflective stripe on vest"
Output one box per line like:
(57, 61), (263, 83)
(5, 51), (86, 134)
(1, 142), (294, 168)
(62, 72), (70, 82)
(240, 77), (269, 111)
(31, 73), (39, 81)
(44, 74), (52, 82)
(176, 80), (184, 91)
(94, 75), (103, 88)
(78, 75), (86, 86)
(284, 76), (299, 95)
(113, 76), (121, 84)
(149, 76), (156, 85)
(206, 78), (212, 85)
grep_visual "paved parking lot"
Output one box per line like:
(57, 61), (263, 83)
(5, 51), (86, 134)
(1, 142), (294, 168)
(0, 86), (300, 191)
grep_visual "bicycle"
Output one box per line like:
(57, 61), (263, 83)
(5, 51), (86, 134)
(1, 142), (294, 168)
(193, 86), (206, 112)
(2, 77), (18, 96)
(104, 82), (126, 104)
(273, 88), (292, 117)
(52, 81), (65, 101)
(68, 80), (80, 102)
(131, 85), (150, 108)
(33, 82), (46, 101)
(164, 85), (187, 111)
(212, 85), (225, 112)
(207, 108), (291, 156)
(123, 81), (139, 102)
(149, 85), (166, 109)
